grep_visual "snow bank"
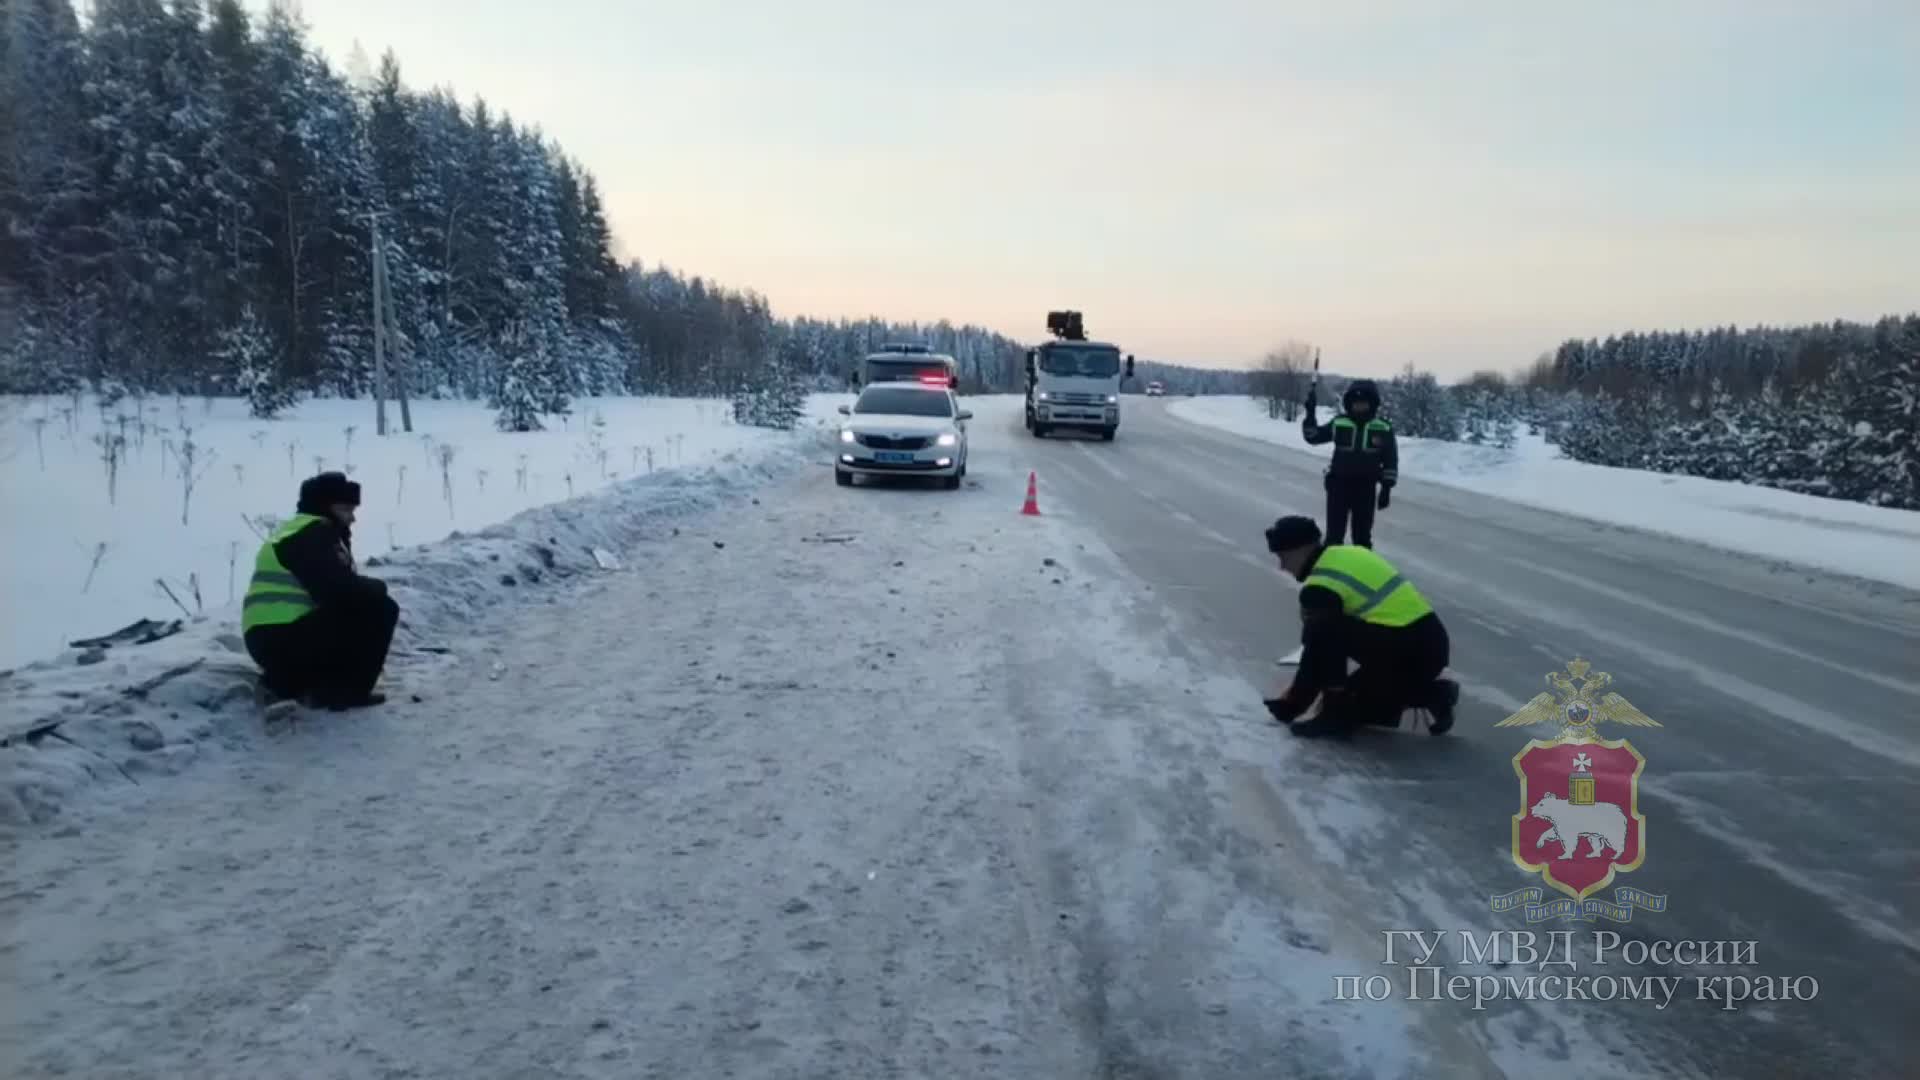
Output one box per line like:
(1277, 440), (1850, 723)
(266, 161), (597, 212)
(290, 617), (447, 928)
(0, 393), (833, 669)
(0, 393), (838, 827)
(1167, 396), (1920, 591)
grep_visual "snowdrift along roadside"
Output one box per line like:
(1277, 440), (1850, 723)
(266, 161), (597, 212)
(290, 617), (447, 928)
(1167, 396), (1920, 591)
(0, 402), (835, 829)
(0, 393), (828, 670)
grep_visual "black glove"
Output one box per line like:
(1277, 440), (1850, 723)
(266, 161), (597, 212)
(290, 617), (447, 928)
(1377, 486), (1391, 510)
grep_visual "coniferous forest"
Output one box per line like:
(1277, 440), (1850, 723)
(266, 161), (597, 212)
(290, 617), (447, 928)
(1369, 316), (1918, 510)
(0, 0), (1065, 416)
(3, 1), (1914, 506)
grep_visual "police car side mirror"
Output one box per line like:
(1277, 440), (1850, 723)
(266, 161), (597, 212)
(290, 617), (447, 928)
(957, 410), (973, 421)
(837, 404), (851, 415)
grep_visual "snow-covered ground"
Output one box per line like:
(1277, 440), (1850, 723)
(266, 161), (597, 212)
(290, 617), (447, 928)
(1168, 396), (1920, 591)
(0, 391), (842, 824)
(0, 393), (825, 671)
(0, 393), (1650, 1078)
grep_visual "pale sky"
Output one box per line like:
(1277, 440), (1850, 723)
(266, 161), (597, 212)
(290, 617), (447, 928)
(277, 0), (1919, 376)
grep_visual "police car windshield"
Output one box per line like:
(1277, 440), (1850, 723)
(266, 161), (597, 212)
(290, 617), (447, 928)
(854, 387), (953, 417)
(1039, 346), (1120, 377)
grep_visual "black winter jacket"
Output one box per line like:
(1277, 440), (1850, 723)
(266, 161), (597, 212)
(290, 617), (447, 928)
(275, 513), (388, 613)
(1303, 379), (1398, 486)
(1302, 411), (1398, 485)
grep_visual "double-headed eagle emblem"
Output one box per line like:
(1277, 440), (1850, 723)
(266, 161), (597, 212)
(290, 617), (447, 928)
(1496, 658), (1661, 740)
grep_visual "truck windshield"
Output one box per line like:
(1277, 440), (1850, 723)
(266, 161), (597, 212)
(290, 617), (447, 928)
(855, 388), (953, 417)
(1039, 347), (1120, 377)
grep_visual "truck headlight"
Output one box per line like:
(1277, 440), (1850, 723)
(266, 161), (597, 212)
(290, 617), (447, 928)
(1106, 394), (1119, 404)
(1037, 392), (1050, 401)
(935, 432), (957, 447)
(840, 428), (856, 444)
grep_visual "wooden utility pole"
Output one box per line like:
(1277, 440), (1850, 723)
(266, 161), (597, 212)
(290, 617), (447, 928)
(367, 212), (390, 436)
(376, 237), (413, 432)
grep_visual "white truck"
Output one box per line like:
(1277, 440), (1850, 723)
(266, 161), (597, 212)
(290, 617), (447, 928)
(1023, 310), (1135, 440)
(851, 343), (959, 391)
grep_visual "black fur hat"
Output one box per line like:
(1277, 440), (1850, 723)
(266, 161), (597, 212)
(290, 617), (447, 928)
(1342, 379), (1381, 413)
(1264, 514), (1322, 553)
(298, 471), (361, 512)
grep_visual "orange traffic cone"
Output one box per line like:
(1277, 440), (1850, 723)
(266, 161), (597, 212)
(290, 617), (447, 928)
(1021, 471), (1041, 515)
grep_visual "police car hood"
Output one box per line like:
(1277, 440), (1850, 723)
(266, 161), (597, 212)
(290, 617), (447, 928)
(844, 413), (956, 436)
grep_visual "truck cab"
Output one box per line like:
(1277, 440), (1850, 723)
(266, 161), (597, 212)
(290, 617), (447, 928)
(852, 343), (960, 391)
(1024, 311), (1134, 440)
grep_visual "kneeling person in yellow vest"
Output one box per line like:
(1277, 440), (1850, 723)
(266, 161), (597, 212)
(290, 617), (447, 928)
(1261, 515), (1458, 738)
(242, 471), (400, 710)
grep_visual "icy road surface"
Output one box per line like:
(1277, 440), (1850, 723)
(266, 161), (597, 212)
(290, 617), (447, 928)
(7, 398), (1569, 1080)
(1030, 399), (1920, 1078)
(6, 395), (1911, 1077)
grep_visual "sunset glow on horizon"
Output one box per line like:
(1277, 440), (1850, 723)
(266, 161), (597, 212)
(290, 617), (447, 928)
(275, 0), (1918, 376)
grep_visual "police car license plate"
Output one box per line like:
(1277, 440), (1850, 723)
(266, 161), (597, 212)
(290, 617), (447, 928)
(876, 451), (914, 463)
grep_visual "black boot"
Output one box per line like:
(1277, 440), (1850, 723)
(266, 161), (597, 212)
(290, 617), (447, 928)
(1424, 679), (1460, 735)
(1289, 692), (1359, 739)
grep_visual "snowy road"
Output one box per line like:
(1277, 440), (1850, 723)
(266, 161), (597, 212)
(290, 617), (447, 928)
(5, 396), (1916, 1078)
(5, 402), (1542, 1080)
(1023, 399), (1920, 1078)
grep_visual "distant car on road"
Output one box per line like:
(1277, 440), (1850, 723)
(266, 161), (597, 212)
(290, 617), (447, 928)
(836, 383), (972, 489)
(1145, 380), (1166, 396)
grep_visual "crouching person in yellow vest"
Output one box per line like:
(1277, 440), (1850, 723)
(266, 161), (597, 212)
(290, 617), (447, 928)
(1260, 515), (1459, 738)
(242, 471), (400, 711)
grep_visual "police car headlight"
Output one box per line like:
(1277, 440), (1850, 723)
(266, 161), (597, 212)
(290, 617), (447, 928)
(935, 432), (957, 447)
(840, 428), (856, 444)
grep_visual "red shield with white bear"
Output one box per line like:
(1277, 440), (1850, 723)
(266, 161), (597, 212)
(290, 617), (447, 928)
(1510, 737), (1646, 900)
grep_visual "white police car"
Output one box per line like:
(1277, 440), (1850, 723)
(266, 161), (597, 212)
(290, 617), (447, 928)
(835, 383), (972, 489)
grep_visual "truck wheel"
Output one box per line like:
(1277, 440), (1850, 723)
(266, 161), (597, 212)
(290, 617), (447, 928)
(1033, 423), (1050, 437)
(943, 473), (961, 490)
(835, 468), (852, 487)
(1100, 427), (1116, 441)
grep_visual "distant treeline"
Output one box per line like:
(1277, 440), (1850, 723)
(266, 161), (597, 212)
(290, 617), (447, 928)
(1250, 316), (1919, 510)
(0, 0), (1052, 418)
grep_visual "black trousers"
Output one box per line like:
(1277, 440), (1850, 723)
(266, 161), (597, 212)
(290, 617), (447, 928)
(245, 594), (399, 705)
(1301, 611), (1449, 729)
(1325, 476), (1378, 548)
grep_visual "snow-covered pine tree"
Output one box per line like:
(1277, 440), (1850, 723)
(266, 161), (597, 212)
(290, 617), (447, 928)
(492, 370), (541, 432)
(488, 320), (569, 431)
(491, 328), (544, 432)
(1385, 366), (1461, 440)
(203, 0), (275, 342)
(760, 343), (808, 430)
(220, 305), (296, 417)
(1458, 387), (1491, 444)
(83, 0), (189, 393)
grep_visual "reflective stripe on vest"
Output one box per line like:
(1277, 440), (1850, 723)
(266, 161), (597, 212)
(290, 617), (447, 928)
(1304, 545), (1433, 627)
(241, 513), (325, 631)
(1331, 416), (1391, 451)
